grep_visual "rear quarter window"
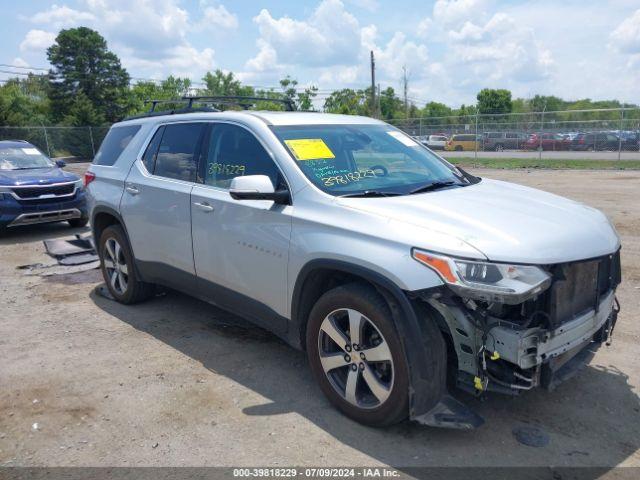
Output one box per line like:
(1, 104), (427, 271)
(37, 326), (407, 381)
(93, 125), (141, 166)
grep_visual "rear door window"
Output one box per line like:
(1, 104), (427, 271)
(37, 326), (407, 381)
(93, 125), (141, 166)
(154, 123), (205, 182)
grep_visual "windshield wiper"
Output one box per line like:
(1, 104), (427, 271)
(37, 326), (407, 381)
(408, 180), (463, 195)
(338, 190), (404, 198)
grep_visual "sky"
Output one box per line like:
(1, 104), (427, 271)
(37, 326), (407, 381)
(1, 0), (639, 107)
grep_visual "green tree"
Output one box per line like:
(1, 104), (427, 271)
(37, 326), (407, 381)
(279, 76), (318, 111)
(0, 75), (50, 126)
(530, 95), (565, 113)
(323, 88), (366, 114)
(200, 69), (254, 110)
(476, 88), (512, 114)
(422, 101), (452, 119)
(47, 27), (130, 123)
(127, 76), (193, 115)
(378, 87), (403, 120)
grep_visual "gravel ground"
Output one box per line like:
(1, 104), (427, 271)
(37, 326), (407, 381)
(0, 167), (639, 472)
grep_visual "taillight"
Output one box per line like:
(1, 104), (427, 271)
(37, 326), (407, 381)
(84, 171), (96, 187)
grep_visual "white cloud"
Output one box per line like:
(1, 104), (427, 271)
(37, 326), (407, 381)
(20, 0), (239, 79)
(12, 57), (30, 68)
(444, 12), (553, 83)
(417, 17), (433, 39)
(363, 27), (428, 79)
(610, 9), (640, 54)
(19, 30), (56, 52)
(246, 0), (430, 97)
(249, 0), (362, 68)
(433, 0), (488, 28)
(30, 4), (95, 29)
(198, 4), (239, 30)
(245, 39), (279, 73)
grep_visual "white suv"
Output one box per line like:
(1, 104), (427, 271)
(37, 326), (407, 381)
(86, 102), (621, 429)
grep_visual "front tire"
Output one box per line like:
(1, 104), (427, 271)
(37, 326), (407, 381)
(306, 283), (410, 426)
(98, 225), (154, 304)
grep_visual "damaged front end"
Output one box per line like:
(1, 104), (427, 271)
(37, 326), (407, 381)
(409, 248), (621, 426)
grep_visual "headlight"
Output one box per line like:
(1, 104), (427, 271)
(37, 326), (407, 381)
(75, 179), (84, 190)
(412, 248), (551, 304)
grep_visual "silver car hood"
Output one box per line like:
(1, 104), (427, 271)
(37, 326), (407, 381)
(337, 178), (620, 264)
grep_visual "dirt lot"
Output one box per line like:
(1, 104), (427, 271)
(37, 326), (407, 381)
(1, 166), (639, 472)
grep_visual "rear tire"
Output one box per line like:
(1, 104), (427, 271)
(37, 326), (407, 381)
(306, 283), (410, 426)
(98, 224), (154, 304)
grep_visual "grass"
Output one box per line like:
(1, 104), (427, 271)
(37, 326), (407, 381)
(446, 157), (640, 170)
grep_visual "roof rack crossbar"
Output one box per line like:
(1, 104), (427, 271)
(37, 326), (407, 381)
(181, 95), (296, 112)
(143, 99), (192, 113)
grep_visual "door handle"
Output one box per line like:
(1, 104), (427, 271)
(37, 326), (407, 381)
(125, 184), (140, 195)
(193, 201), (214, 212)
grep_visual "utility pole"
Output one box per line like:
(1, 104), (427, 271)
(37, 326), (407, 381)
(402, 65), (408, 119)
(370, 51), (376, 118)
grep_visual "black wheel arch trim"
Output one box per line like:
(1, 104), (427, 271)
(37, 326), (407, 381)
(290, 259), (483, 427)
(91, 206), (129, 243)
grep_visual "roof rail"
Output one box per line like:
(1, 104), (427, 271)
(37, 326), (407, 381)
(122, 95), (296, 121)
(182, 95), (296, 112)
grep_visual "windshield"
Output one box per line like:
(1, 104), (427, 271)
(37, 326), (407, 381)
(0, 146), (53, 170)
(272, 124), (468, 196)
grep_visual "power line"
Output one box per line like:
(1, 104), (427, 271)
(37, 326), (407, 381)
(0, 63), (49, 71)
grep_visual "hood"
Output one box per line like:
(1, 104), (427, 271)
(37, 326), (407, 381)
(0, 167), (79, 187)
(337, 178), (620, 264)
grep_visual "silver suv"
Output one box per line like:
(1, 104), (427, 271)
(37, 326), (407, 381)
(86, 105), (621, 429)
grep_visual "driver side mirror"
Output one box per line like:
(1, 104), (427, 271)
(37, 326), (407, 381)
(229, 175), (290, 205)
(55, 159), (66, 168)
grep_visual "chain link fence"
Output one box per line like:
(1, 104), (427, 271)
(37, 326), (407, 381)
(388, 107), (640, 159)
(2, 107), (640, 161)
(0, 126), (110, 160)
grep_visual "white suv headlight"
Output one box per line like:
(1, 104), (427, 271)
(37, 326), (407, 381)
(412, 248), (552, 304)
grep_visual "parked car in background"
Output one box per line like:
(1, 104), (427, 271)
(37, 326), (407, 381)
(481, 132), (528, 151)
(562, 132), (581, 141)
(444, 134), (479, 151)
(0, 140), (88, 231)
(421, 134), (448, 150)
(619, 132), (640, 151)
(570, 132), (620, 151)
(523, 133), (570, 151)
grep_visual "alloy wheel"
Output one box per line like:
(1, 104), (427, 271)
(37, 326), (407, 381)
(317, 308), (394, 409)
(103, 237), (128, 295)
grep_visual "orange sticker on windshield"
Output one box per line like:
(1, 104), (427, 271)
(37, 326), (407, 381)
(285, 139), (335, 161)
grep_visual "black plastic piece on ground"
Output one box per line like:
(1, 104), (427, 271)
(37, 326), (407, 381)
(512, 425), (550, 447)
(413, 395), (484, 430)
(44, 234), (95, 257)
